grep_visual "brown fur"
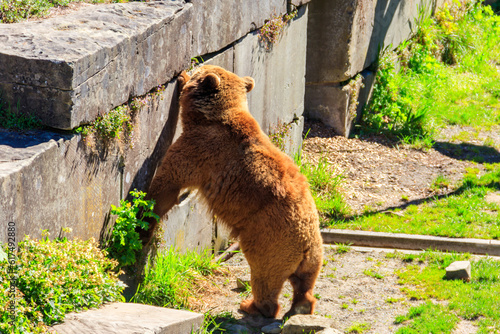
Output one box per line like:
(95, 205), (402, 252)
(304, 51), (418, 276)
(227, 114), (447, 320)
(147, 65), (323, 318)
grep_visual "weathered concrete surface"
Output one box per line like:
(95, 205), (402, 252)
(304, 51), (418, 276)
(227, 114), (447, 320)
(305, 73), (364, 137)
(50, 302), (203, 334)
(189, 0), (287, 56)
(0, 1), (191, 130)
(161, 191), (212, 253)
(321, 229), (500, 256)
(0, 129), (121, 243)
(234, 5), (308, 133)
(306, 0), (432, 83)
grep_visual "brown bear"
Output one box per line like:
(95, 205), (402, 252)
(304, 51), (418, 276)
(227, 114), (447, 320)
(147, 65), (323, 319)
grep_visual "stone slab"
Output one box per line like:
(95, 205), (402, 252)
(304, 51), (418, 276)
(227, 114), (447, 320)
(234, 5), (308, 132)
(321, 229), (500, 256)
(282, 315), (335, 334)
(50, 302), (203, 334)
(0, 1), (191, 130)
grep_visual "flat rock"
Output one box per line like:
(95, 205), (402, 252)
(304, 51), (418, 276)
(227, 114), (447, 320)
(446, 261), (471, 281)
(50, 302), (203, 334)
(282, 315), (335, 334)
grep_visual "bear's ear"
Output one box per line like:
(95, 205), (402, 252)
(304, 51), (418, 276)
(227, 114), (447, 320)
(178, 70), (191, 89)
(201, 73), (221, 90)
(243, 76), (254, 92)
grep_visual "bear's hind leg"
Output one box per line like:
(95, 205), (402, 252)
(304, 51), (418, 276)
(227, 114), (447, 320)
(240, 271), (291, 318)
(284, 244), (323, 319)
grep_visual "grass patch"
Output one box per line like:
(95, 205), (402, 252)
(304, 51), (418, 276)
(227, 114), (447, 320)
(360, 2), (500, 144)
(346, 322), (371, 334)
(0, 96), (42, 130)
(329, 164), (500, 239)
(297, 156), (351, 224)
(132, 247), (219, 309)
(0, 234), (124, 333)
(395, 250), (500, 333)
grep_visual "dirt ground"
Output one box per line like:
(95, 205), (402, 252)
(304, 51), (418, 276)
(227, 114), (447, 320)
(193, 121), (500, 333)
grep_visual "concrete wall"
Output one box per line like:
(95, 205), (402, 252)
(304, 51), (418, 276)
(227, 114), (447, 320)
(0, 0), (305, 252)
(0, 0), (453, 250)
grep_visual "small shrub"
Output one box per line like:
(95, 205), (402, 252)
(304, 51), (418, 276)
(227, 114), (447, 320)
(0, 234), (124, 333)
(106, 189), (159, 268)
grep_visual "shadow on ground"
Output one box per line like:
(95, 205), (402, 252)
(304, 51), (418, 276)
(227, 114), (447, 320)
(433, 141), (500, 164)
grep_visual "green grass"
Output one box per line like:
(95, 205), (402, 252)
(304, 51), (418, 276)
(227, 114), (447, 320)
(395, 250), (500, 333)
(329, 164), (500, 239)
(361, 2), (500, 144)
(0, 234), (124, 333)
(0, 0), (130, 23)
(131, 247), (219, 309)
(0, 96), (42, 130)
(346, 322), (371, 334)
(297, 156), (351, 224)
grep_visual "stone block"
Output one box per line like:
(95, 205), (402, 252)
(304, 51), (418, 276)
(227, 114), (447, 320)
(282, 315), (335, 334)
(189, 0), (287, 56)
(305, 73), (364, 137)
(234, 5), (308, 133)
(0, 1), (192, 130)
(446, 261), (472, 281)
(50, 302), (203, 334)
(306, 0), (434, 83)
(0, 129), (121, 243)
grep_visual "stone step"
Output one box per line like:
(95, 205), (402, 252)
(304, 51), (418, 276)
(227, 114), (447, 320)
(50, 302), (203, 334)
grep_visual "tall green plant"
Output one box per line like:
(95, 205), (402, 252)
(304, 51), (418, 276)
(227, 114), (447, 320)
(107, 190), (159, 267)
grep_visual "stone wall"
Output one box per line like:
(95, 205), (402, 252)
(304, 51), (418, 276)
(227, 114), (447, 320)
(0, 0), (452, 250)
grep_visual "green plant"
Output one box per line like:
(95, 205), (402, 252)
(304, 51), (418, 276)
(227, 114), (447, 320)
(106, 189), (159, 268)
(346, 322), (371, 334)
(430, 174), (452, 191)
(395, 302), (459, 333)
(299, 157), (351, 223)
(78, 105), (133, 145)
(269, 121), (292, 152)
(363, 269), (384, 279)
(259, 9), (298, 49)
(335, 242), (352, 254)
(0, 97), (42, 130)
(132, 247), (219, 309)
(0, 234), (124, 333)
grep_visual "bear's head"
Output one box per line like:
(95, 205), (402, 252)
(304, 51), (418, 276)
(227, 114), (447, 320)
(178, 65), (254, 124)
